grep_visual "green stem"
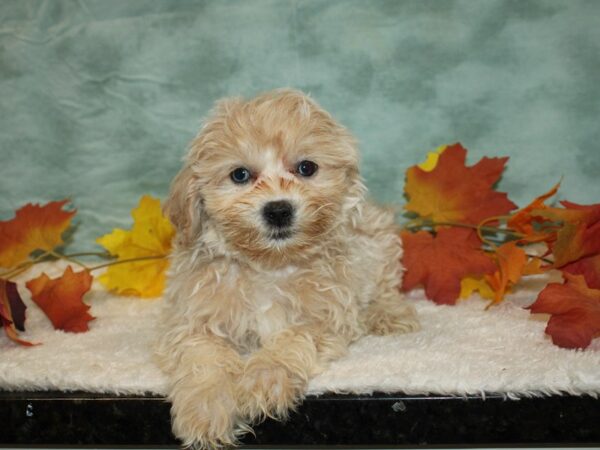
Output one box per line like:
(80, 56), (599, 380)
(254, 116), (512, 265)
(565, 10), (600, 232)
(525, 253), (554, 265)
(0, 251), (54, 279)
(88, 255), (167, 272)
(404, 219), (525, 238)
(0, 264), (34, 280)
(63, 251), (112, 259)
(48, 250), (89, 270)
(1, 250), (168, 280)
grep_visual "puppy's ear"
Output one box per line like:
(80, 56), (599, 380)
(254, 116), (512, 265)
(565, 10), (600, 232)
(164, 96), (243, 245)
(164, 165), (202, 246)
(344, 170), (368, 226)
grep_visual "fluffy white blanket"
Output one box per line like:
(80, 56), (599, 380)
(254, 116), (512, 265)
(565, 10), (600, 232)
(1, 263), (599, 397)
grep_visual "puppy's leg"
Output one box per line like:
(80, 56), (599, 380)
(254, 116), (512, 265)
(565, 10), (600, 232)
(237, 327), (348, 422)
(164, 334), (247, 449)
(362, 289), (420, 335)
(362, 244), (420, 336)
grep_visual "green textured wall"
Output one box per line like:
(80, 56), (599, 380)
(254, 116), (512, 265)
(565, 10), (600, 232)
(1, 0), (599, 251)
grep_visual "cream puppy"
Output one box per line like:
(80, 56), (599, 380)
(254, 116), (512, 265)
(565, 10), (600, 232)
(156, 89), (419, 448)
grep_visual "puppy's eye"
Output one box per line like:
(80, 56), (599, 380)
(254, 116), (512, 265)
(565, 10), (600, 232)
(230, 167), (251, 184)
(297, 160), (318, 177)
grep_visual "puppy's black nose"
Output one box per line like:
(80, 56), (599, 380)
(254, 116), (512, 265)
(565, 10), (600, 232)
(262, 201), (294, 228)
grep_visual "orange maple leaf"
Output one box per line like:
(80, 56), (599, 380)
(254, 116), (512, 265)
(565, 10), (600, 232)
(533, 201), (600, 268)
(507, 182), (560, 243)
(26, 266), (95, 333)
(484, 242), (544, 305)
(0, 200), (76, 268)
(529, 273), (600, 349)
(0, 279), (34, 346)
(485, 242), (526, 304)
(460, 251), (543, 303)
(401, 227), (496, 305)
(404, 143), (517, 225)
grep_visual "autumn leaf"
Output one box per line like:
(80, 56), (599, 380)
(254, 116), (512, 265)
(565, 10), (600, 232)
(1, 280), (26, 331)
(484, 242), (528, 305)
(417, 145), (447, 172)
(507, 182), (560, 243)
(562, 254), (600, 290)
(96, 195), (174, 298)
(0, 279), (34, 346)
(459, 249), (543, 302)
(0, 200), (76, 268)
(404, 143), (517, 225)
(401, 227), (496, 305)
(533, 201), (600, 268)
(26, 266), (94, 333)
(458, 242), (527, 303)
(459, 275), (495, 300)
(529, 273), (600, 349)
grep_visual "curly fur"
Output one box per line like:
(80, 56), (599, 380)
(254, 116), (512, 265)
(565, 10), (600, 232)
(155, 89), (419, 449)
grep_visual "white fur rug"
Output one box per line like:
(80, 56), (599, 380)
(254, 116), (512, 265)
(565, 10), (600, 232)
(1, 262), (599, 397)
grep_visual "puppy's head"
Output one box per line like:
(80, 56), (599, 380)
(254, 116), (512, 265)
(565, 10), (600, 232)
(166, 89), (364, 266)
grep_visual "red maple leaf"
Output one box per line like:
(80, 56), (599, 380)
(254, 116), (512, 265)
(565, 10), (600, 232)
(26, 266), (95, 333)
(528, 273), (600, 349)
(401, 227), (496, 305)
(562, 254), (600, 290)
(533, 201), (600, 268)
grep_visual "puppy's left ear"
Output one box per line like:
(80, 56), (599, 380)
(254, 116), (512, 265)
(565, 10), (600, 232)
(164, 165), (203, 246)
(343, 170), (368, 227)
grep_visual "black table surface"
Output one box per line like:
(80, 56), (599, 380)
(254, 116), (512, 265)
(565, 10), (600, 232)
(1, 390), (599, 448)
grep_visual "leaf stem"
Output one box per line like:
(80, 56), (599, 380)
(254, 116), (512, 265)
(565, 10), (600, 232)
(48, 250), (89, 270)
(525, 253), (554, 265)
(63, 251), (112, 259)
(404, 219), (525, 238)
(88, 255), (167, 272)
(0, 250), (115, 280)
(0, 264), (34, 281)
(0, 249), (167, 280)
(0, 251), (54, 280)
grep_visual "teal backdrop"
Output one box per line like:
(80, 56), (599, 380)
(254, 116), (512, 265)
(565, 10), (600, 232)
(1, 0), (599, 252)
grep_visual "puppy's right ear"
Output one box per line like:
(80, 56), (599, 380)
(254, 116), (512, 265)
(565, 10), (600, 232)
(164, 165), (202, 246)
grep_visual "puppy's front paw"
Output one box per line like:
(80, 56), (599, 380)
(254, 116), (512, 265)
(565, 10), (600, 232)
(170, 375), (248, 449)
(237, 355), (305, 422)
(365, 301), (420, 336)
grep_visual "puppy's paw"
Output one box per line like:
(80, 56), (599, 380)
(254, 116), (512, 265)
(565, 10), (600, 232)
(365, 301), (420, 336)
(237, 355), (305, 422)
(170, 375), (249, 449)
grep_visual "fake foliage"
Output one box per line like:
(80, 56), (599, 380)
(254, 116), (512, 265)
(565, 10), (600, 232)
(0, 196), (174, 345)
(402, 143), (600, 349)
(0, 144), (598, 350)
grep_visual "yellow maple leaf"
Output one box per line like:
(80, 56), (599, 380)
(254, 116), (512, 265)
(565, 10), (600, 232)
(460, 276), (495, 300)
(96, 195), (174, 298)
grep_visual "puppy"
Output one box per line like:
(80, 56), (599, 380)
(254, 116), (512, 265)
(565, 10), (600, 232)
(156, 89), (419, 449)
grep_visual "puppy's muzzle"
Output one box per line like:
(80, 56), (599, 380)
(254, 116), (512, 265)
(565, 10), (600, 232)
(262, 200), (294, 234)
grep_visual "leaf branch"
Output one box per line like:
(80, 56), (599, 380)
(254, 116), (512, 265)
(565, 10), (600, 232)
(404, 218), (525, 239)
(0, 250), (167, 281)
(87, 254), (168, 272)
